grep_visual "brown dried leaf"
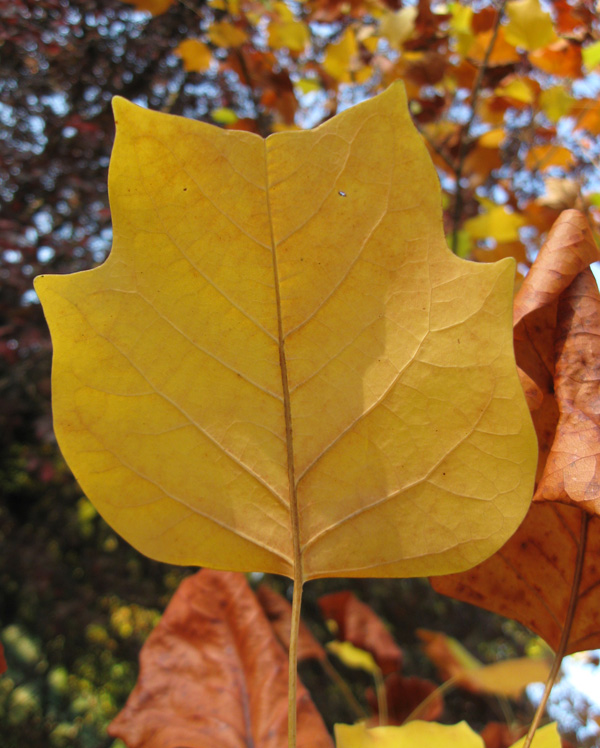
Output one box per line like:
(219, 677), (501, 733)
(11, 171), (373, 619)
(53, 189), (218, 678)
(433, 211), (600, 654)
(481, 722), (525, 748)
(432, 502), (600, 654)
(109, 570), (333, 748)
(256, 584), (326, 662)
(366, 673), (443, 725)
(513, 210), (599, 486)
(535, 269), (600, 512)
(318, 592), (403, 675)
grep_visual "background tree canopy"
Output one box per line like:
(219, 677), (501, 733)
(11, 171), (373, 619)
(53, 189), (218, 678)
(2, 0), (600, 746)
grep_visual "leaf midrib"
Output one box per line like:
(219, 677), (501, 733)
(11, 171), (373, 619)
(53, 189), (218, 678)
(264, 142), (303, 584)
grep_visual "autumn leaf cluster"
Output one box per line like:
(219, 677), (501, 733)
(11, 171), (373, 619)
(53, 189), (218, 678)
(122, 0), (600, 280)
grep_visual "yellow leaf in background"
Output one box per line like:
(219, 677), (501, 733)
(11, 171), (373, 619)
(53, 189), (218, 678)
(504, 0), (556, 52)
(418, 629), (550, 698)
(334, 720), (484, 748)
(478, 129), (504, 148)
(583, 40), (600, 70)
(210, 107), (238, 125)
(296, 79), (322, 95)
(207, 21), (248, 48)
(35, 83), (536, 582)
(525, 145), (575, 171)
(175, 39), (212, 73)
(360, 34), (378, 54)
(465, 205), (525, 243)
(449, 2), (474, 57)
(323, 28), (357, 82)
(353, 65), (373, 84)
(121, 0), (173, 14)
(539, 86), (575, 123)
(509, 723), (561, 748)
(379, 6), (418, 50)
(268, 2), (309, 52)
(467, 657), (550, 699)
(268, 19), (309, 52)
(494, 78), (535, 104)
(326, 641), (380, 674)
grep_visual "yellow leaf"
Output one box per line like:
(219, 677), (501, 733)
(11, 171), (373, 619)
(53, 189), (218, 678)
(509, 723), (561, 748)
(379, 6), (418, 51)
(210, 108), (238, 125)
(207, 21), (248, 48)
(353, 65), (373, 84)
(268, 3), (309, 52)
(539, 86), (575, 123)
(583, 40), (600, 70)
(494, 78), (535, 104)
(449, 2), (474, 57)
(326, 641), (380, 674)
(467, 657), (550, 699)
(465, 205), (525, 243)
(121, 0), (173, 14)
(504, 0), (556, 52)
(296, 79), (322, 95)
(323, 28), (357, 82)
(35, 83), (537, 581)
(335, 720), (484, 748)
(419, 629), (550, 698)
(175, 39), (212, 73)
(478, 129), (504, 148)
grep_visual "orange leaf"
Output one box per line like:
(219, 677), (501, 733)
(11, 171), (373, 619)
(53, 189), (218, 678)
(318, 591), (402, 675)
(120, 0), (173, 14)
(432, 502), (600, 654)
(572, 99), (600, 135)
(432, 211), (600, 655)
(175, 39), (212, 73)
(109, 570), (333, 748)
(534, 269), (600, 513)
(468, 28), (520, 66)
(481, 722), (525, 748)
(529, 39), (582, 78)
(513, 211), (599, 483)
(473, 241), (527, 265)
(525, 145), (575, 172)
(417, 629), (481, 686)
(256, 584), (326, 662)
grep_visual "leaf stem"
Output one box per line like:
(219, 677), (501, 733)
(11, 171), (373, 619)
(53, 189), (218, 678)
(320, 659), (368, 720)
(288, 577), (303, 748)
(402, 675), (459, 724)
(373, 667), (388, 726)
(521, 509), (589, 748)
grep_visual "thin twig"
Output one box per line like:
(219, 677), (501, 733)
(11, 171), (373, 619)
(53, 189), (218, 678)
(415, 122), (458, 173)
(233, 48), (271, 138)
(521, 511), (589, 748)
(451, 0), (508, 253)
(320, 659), (368, 720)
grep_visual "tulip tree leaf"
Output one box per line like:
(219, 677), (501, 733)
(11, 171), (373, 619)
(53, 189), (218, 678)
(34, 83), (537, 584)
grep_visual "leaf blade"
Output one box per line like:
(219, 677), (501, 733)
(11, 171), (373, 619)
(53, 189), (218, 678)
(35, 83), (537, 581)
